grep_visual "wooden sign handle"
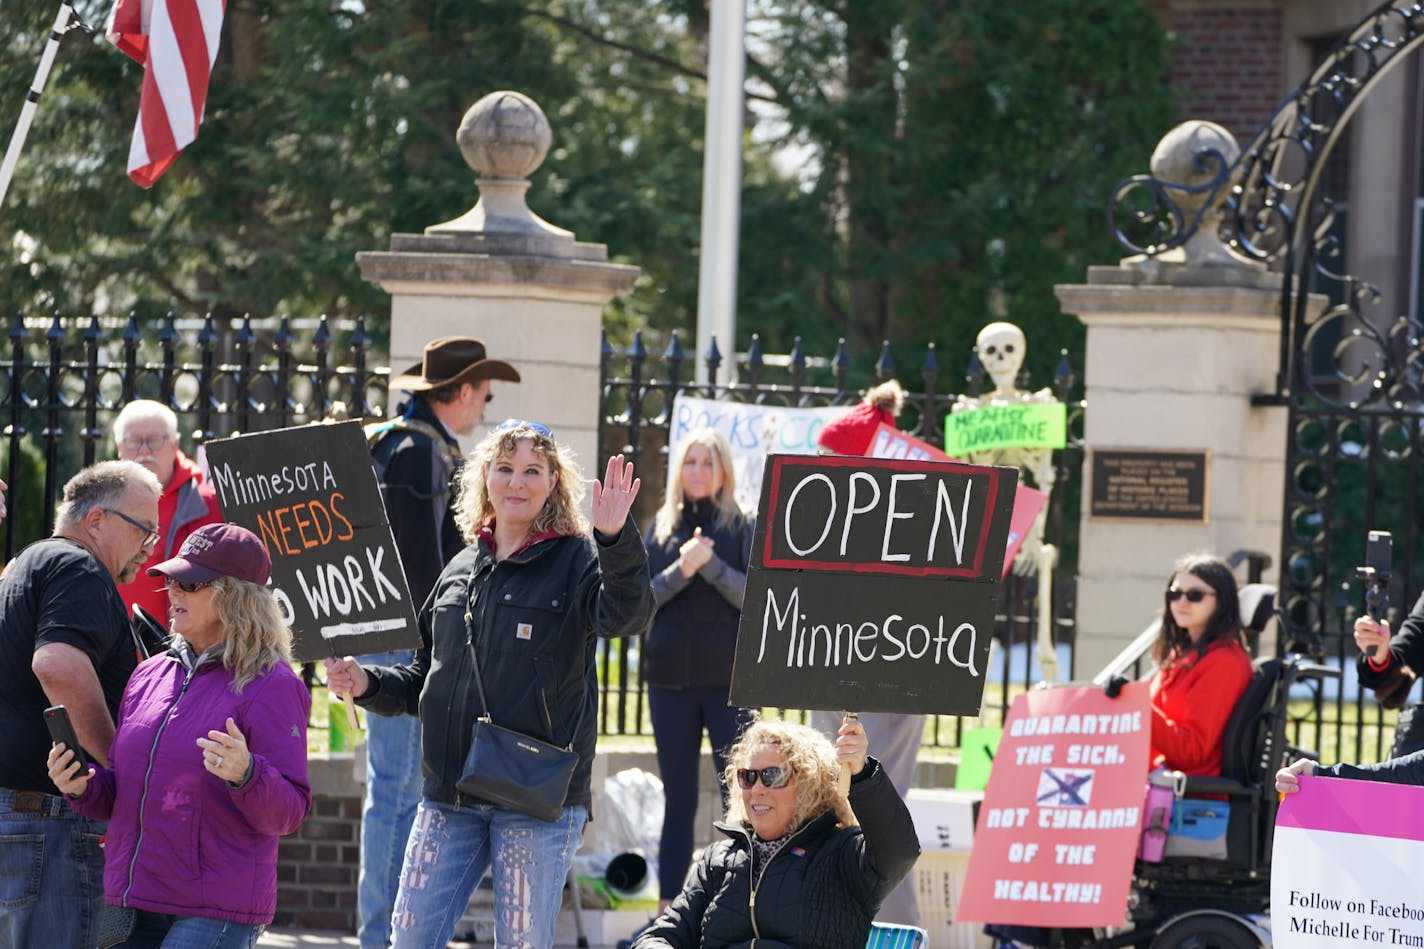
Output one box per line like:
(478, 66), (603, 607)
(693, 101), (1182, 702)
(343, 692), (360, 733)
(837, 711), (859, 797)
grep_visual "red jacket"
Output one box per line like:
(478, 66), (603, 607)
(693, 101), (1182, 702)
(1148, 638), (1252, 777)
(117, 450), (223, 623)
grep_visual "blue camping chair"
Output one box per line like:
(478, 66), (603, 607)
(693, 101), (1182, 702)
(866, 921), (928, 949)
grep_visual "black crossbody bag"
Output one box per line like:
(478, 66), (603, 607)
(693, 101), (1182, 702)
(454, 622), (582, 822)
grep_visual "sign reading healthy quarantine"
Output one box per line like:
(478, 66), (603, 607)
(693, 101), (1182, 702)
(205, 421), (420, 660)
(957, 683), (1151, 928)
(728, 454), (1017, 715)
(669, 395), (846, 513)
(1272, 776), (1424, 947)
(944, 402), (1067, 457)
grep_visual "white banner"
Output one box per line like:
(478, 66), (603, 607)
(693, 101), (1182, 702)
(669, 395), (845, 512)
(1272, 775), (1424, 947)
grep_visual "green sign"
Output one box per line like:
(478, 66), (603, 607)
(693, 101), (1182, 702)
(944, 402), (1066, 456)
(954, 726), (1002, 791)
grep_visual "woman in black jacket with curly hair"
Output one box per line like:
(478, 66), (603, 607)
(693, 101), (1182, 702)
(633, 717), (921, 949)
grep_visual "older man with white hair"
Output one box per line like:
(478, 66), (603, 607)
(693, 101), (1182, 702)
(112, 400), (222, 624)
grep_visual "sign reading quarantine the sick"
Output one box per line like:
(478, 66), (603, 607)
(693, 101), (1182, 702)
(1272, 777), (1424, 947)
(728, 454), (1017, 715)
(668, 395), (845, 513)
(944, 402), (1067, 456)
(957, 684), (1151, 928)
(205, 421), (420, 660)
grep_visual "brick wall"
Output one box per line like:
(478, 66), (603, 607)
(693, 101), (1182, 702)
(275, 754), (362, 931)
(1167, 4), (1285, 146)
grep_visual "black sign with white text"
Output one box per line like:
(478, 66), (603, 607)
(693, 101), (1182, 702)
(204, 421), (420, 661)
(729, 455), (1018, 715)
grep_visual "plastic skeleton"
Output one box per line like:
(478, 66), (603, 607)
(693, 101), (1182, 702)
(952, 321), (1061, 683)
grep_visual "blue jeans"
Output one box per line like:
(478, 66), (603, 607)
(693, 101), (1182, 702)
(390, 798), (587, 949)
(0, 787), (105, 949)
(357, 649), (424, 949)
(116, 910), (265, 948)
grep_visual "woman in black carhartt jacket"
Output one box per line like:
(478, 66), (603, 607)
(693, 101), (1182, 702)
(328, 422), (654, 949)
(642, 429), (755, 905)
(633, 718), (921, 949)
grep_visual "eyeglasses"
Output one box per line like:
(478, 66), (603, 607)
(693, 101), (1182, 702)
(735, 766), (791, 790)
(165, 578), (213, 594)
(492, 419), (554, 439)
(103, 508), (160, 548)
(1166, 587), (1215, 603)
(120, 433), (172, 452)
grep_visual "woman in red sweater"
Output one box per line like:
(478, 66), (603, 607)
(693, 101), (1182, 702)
(1148, 553), (1254, 777)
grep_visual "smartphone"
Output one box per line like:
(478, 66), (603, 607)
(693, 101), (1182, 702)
(1367, 530), (1393, 576)
(43, 705), (85, 761)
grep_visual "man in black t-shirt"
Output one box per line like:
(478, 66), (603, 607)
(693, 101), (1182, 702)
(0, 460), (162, 949)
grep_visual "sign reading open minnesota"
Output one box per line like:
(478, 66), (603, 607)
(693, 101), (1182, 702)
(729, 454), (1018, 716)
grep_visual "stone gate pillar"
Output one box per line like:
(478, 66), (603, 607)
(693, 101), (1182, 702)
(357, 90), (639, 471)
(1054, 121), (1298, 677)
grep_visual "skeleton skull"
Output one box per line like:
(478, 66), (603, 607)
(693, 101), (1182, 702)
(976, 322), (1026, 393)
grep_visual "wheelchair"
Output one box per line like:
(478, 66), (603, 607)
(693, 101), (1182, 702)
(1001, 584), (1339, 949)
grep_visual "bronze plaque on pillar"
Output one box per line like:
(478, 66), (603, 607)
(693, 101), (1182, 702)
(1088, 449), (1210, 522)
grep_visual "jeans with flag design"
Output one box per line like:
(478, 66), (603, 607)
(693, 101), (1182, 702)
(390, 798), (586, 949)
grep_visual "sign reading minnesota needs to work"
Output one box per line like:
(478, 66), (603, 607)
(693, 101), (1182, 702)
(729, 454), (1018, 716)
(1088, 448), (1209, 522)
(943, 402), (1067, 457)
(204, 420), (420, 660)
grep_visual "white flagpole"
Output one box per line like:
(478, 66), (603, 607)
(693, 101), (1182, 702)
(694, 0), (746, 385)
(0, 1), (80, 215)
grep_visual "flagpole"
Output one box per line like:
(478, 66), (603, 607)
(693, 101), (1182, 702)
(0, 1), (83, 215)
(693, 0), (746, 386)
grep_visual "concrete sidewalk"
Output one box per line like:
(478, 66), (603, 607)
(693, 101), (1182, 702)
(258, 926), (616, 948)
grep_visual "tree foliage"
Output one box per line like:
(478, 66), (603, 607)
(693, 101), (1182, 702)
(0, 0), (1174, 384)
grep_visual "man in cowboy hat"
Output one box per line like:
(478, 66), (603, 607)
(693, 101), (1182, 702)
(357, 336), (519, 949)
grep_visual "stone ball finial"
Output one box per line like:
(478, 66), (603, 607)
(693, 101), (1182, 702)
(1117, 118), (1258, 271)
(428, 89), (572, 244)
(456, 91), (552, 180)
(1149, 120), (1239, 216)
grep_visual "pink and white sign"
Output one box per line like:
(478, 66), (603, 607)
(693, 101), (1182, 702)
(1272, 776), (1424, 947)
(957, 683), (1151, 928)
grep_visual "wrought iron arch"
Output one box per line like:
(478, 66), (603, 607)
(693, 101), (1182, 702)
(1110, 2), (1424, 700)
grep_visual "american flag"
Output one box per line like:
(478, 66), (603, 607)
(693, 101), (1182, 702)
(106, 0), (226, 188)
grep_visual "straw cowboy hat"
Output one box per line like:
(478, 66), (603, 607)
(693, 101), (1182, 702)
(391, 337), (521, 392)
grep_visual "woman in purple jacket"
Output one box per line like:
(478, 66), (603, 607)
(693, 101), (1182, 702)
(47, 523), (312, 949)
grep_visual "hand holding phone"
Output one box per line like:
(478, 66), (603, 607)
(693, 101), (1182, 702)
(43, 705), (93, 796)
(1358, 530), (1393, 660)
(43, 705), (84, 760)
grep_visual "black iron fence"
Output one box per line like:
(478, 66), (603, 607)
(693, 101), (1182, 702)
(8, 314), (1383, 761)
(0, 312), (387, 557)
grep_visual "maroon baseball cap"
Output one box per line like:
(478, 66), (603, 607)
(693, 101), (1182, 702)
(147, 523), (271, 585)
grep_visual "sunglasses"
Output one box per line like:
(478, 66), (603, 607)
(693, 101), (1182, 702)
(492, 418), (554, 439)
(103, 508), (161, 548)
(735, 766), (791, 790)
(1166, 587), (1215, 603)
(165, 578), (214, 594)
